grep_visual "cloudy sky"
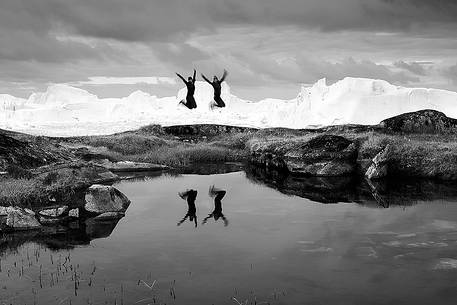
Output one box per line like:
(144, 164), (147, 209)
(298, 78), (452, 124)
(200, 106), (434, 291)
(1, 0), (457, 100)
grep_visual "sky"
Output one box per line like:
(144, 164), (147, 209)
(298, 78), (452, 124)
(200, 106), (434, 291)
(1, 0), (457, 101)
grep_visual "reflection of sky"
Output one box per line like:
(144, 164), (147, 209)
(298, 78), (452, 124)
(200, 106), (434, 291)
(2, 171), (457, 304)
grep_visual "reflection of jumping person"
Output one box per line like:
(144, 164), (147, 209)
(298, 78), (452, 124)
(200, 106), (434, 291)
(202, 185), (228, 226)
(176, 69), (197, 109)
(201, 70), (228, 109)
(177, 189), (198, 227)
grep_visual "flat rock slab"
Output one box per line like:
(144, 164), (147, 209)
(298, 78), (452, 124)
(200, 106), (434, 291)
(97, 160), (168, 172)
(0, 206), (41, 231)
(38, 206), (68, 217)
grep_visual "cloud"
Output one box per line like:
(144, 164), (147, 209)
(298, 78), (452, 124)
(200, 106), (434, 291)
(443, 64), (457, 85)
(72, 76), (176, 86)
(0, 1), (457, 99)
(393, 61), (429, 76)
(1, 0), (457, 44)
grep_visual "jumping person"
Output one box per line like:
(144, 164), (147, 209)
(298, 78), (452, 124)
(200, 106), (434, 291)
(176, 69), (197, 109)
(177, 189), (198, 227)
(202, 185), (228, 226)
(201, 70), (228, 109)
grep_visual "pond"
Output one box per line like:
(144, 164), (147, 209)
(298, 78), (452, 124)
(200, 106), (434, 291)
(2, 168), (457, 305)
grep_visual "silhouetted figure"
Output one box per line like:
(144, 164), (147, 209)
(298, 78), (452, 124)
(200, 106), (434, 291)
(177, 189), (198, 227)
(201, 70), (228, 109)
(176, 69), (197, 109)
(202, 185), (228, 226)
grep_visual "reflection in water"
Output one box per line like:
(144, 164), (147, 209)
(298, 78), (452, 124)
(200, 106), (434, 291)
(203, 185), (228, 226)
(0, 217), (121, 256)
(2, 170), (457, 304)
(177, 189), (198, 227)
(245, 164), (457, 207)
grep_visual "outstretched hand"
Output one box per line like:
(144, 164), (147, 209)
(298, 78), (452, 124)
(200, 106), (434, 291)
(220, 69), (228, 82)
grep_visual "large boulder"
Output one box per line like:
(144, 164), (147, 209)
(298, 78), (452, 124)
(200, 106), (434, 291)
(84, 185), (130, 214)
(380, 109), (457, 134)
(250, 134), (357, 177)
(284, 135), (357, 176)
(0, 206), (41, 231)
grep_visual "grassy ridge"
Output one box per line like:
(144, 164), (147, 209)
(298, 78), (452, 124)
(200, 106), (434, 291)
(76, 132), (251, 167)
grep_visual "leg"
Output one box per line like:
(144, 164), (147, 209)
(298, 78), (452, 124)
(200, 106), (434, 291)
(214, 96), (226, 108)
(187, 96), (197, 109)
(178, 98), (192, 109)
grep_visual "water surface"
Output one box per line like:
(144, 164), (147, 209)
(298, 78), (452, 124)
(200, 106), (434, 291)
(2, 170), (457, 305)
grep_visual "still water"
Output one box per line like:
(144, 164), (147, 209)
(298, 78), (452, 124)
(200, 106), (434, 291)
(2, 169), (457, 305)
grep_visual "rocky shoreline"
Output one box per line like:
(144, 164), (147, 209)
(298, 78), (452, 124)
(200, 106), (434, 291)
(1, 109), (457, 233)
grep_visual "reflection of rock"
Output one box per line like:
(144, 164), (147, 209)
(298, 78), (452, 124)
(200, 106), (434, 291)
(93, 211), (125, 220)
(366, 144), (391, 180)
(0, 216), (122, 255)
(84, 184), (130, 214)
(246, 164), (457, 207)
(245, 165), (358, 204)
(85, 217), (121, 239)
(38, 215), (68, 225)
(0, 206), (41, 231)
(250, 135), (357, 177)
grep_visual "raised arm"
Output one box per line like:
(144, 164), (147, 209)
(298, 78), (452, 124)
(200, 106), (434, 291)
(201, 73), (212, 84)
(176, 73), (186, 84)
(192, 69), (196, 82)
(220, 69), (228, 83)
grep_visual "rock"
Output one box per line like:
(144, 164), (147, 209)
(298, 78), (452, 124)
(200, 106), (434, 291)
(0, 206), (41, 231)
(250, 135), (357, 177)
(84, 185), (130, 214)
(96, 159), (168, 172)
(33, 161), (120, 189)
(93, 211), (125, 220)
(380, 109), (457, 134)
(69, 208), (79, 218)
(365, 144), (391, 180)
(284, 135), (358, 176)
(39, 206), (68, 217)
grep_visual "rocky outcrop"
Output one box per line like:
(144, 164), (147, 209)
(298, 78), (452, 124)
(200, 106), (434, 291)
(365, 144), (391, 180)
(163, 124), (257, 138)
(33, 161), (120, 188)
(0, 131), (72, 171)
(251, 135), (358, 177)
(1, 184), (130, 232)
(380, 109), (457, 134)
(84, 185), (130, 215)
(284, 135), (357, 176)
